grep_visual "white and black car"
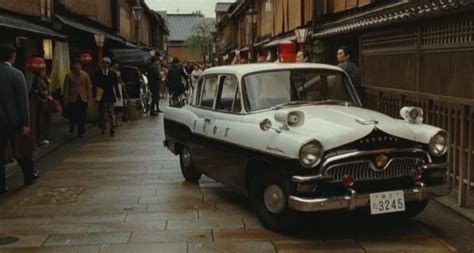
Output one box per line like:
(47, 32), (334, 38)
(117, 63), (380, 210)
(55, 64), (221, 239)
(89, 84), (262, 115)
(163, 63), (451, 232)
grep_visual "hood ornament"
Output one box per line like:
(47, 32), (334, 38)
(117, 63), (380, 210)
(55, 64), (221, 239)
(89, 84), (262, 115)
(374, 154), (389, 170)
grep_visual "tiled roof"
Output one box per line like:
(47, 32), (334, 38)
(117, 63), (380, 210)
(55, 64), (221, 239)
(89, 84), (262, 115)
(215, 2), (233, 12)
(313, 0), (474, 38)
(0, 11), (66, 39)
(56, 15), (125, 43)
(166, 14), (215, 42)
(157, 11), (167, 20)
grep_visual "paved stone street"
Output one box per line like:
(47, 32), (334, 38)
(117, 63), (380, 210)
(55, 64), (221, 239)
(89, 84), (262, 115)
(0, 115), (467, 253)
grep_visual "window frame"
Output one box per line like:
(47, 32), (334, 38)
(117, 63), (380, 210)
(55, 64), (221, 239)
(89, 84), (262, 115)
(40, 0), (53, 20)
(195, 74), (219, 110)
(241, 68), (361, 113)
(214, 74), (241, 113)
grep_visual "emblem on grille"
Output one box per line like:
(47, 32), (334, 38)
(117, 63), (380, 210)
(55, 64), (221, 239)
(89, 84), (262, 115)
(375, 154), (389, 170)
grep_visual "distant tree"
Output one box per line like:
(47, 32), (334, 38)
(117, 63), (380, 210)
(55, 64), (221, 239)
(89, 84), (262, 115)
(192, 11), (204, 17)
(185, 20), (214, 63)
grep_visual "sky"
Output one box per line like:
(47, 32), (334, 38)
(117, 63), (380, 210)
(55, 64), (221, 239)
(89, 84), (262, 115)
(146, 0), (235, 18)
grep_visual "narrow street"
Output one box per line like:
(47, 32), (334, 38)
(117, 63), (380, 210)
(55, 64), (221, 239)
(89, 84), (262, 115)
(0, 114), (471, 253)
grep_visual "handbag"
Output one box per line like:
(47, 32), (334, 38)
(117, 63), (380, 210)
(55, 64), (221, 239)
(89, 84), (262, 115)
(48, 99), (62, 113)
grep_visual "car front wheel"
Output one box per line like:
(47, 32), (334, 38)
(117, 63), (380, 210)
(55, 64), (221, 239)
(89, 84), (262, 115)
(249, 170), (297, 233)
(179, 147), (201, 183)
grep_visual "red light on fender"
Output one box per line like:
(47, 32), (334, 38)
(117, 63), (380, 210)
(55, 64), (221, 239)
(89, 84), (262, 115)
(343, 175), (354, 188)
(413, 168), (422, 181)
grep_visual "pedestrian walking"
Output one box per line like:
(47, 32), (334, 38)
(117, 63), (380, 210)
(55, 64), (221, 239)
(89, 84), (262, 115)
(336, 45), (363, 100)
(93, 57), (121, 136)
(190, 64), (203, 103)
(146, 56), (162, 116)
(191, 64), (203, 90)
(0, 43), (39, 193)
(160, 63), (168, 99)
(63, 58), (92, 138)
(167, 58), (188, 106)
(34, 68), (53, 146)
(112, 60), (124, 126)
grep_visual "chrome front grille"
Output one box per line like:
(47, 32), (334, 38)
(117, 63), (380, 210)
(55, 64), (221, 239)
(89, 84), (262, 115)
(326, 158), (424, 182)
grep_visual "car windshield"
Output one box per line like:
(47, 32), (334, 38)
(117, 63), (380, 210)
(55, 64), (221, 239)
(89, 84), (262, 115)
(242, 69), (359, 111)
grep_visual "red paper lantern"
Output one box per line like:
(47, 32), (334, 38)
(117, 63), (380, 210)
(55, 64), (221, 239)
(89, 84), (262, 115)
(279, 41), (296, 63)
(79, 52), (93, 65)
(25, 57), (46, 74)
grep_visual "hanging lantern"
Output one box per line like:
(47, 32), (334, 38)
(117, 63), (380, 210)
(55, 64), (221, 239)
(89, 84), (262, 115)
(279, 41), (296, 63)
(25, 56), (46, 74)
(79, 52), (93, 65)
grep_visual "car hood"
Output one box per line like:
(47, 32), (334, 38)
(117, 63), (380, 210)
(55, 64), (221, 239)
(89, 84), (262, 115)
(257, 105), (417, 150)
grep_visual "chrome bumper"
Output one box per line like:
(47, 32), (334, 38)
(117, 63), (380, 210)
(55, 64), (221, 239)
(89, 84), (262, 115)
(288, 183), (452, 212)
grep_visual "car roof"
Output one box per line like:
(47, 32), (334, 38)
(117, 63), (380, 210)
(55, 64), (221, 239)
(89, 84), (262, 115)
(202, 63), (343, 77)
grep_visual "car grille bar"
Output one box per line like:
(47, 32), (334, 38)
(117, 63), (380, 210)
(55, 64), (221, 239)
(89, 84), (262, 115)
(326, 158), (424, 182)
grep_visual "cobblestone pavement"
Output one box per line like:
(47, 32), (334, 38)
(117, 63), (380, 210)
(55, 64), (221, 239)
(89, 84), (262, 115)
(0, 115), (464, 253)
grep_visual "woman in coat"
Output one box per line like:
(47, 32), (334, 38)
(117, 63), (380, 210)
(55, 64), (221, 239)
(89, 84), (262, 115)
(34, 68), (53, 146)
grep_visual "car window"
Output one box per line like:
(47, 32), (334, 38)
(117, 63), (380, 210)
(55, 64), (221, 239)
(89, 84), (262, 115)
(199, 76), (218, 108)
(216, 75), (238, 112)
(193, 78), (203, 106)
(243, 69), (356, 111)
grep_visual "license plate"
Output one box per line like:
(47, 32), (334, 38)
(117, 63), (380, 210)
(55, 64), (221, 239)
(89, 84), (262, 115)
(369, 190), (405, 215)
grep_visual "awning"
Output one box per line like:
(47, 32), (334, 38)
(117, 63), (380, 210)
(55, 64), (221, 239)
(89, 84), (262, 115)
(312, 0), (474, 38)
(239, 47), (249, 52)
(263, 35), (296, 48)
(109, 49), (152, 66)
(0, 12), (66, 40)
(56, 15), (125, 44)
(254, 38), (271, 47)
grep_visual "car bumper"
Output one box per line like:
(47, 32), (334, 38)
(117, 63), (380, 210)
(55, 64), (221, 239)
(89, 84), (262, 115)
(288, 182), (452, 212)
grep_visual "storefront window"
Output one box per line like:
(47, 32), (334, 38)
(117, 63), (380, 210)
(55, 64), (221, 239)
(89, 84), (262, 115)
(43, 39), (53, 60)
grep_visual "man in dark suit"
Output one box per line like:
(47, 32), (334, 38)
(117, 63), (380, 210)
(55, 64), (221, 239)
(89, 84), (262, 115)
(337, 45), (364, 101)
(0, 43), (36, 193)
(146, 56), (162, 116)
(93, 57), (120, 136)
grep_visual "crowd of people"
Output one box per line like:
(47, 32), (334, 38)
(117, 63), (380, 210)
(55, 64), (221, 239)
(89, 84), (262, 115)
(147, 57), (207, 109)
(0, 41), (210, 193)
(1, 40), (360, 194)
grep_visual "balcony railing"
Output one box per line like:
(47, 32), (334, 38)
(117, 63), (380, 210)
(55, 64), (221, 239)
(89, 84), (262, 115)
(364, 85), (474, 207)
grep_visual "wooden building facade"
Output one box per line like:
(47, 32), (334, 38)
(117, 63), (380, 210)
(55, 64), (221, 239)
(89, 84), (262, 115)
(313, 0), (474, 207)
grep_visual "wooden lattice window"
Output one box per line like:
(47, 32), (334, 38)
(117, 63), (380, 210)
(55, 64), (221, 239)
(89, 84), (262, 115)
(421, 19), (474, 49)
(361, 27), (418, 53)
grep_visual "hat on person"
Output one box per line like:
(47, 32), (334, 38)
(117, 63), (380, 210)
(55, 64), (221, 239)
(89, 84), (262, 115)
(102, 57), (112, 63)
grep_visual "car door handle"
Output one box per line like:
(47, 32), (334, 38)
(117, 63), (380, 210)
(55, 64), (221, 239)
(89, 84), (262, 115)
(204, 118), (212, 123)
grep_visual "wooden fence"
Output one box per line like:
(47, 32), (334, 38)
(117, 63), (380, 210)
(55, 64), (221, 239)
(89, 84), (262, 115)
(364, 86), (474, 207)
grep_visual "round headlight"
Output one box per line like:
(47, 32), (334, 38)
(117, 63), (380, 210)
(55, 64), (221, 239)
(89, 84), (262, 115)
(429, 132), (448, 157)
(299, 141), (323, 168)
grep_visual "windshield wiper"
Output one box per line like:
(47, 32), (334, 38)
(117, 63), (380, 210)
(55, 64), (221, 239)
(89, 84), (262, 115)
(271, 100), (310, 109)
(310, 99), (352, 106)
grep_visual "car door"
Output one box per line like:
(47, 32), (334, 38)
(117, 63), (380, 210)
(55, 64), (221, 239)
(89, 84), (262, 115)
(202, 74), (246, 187)
(188, 75), (219, 174)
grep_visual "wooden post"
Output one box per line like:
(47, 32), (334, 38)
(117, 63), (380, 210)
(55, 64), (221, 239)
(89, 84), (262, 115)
(98, 46), (103, 67)
(458, 105), (467, 207)
(467, 106), (473, 194)
(453, 107), (458, 188)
